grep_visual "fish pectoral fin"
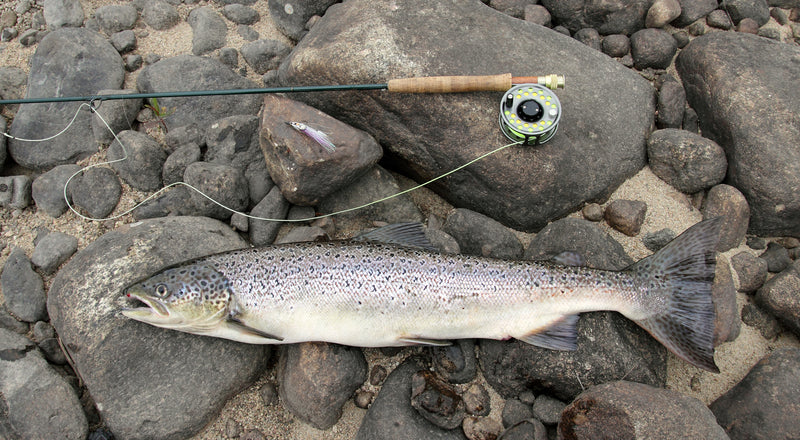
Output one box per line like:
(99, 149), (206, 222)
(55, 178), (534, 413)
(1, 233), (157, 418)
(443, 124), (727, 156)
(225, 317), (284, 342)
(397, 337), (452, 347)
(516, 314), (579, 351)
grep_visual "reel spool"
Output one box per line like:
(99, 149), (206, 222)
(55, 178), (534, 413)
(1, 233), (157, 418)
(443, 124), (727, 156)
(499, 84), (562, 146)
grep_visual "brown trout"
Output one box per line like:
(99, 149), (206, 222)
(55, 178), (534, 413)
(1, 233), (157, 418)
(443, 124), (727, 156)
(123, 218), (722, 372)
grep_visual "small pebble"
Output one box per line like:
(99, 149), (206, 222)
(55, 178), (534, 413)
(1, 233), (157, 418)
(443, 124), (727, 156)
(463, 383), (490, 416)
(240, 429), (266, 440)
(259, 382), (278, 406)
(354, 389), (373, 409)
(501, 399), (532, 428)
(532, 394), (566, 425)
(369, 365), (387, 386)
(462, 416), (503, 440)
(33, 320), (56, 342)
(604, 199), (647, 236)
(741, 303), (781, 339)
(225, 418), (241, 439)
(581, 203), (603, 222)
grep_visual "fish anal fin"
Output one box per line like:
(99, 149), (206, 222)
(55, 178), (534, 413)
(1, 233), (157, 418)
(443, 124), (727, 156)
(516, 315), (579, 351)
(398, 337), (452, 347)
(226, 316), (284, 342)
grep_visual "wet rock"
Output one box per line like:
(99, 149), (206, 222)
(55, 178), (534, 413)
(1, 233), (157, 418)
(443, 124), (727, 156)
(759, 242), (792, 273)
(31, 165), (81, 218)
(604, 200), (647, 236)
(647, 129), (727, 193)
(574, 28), (602, 51)
(68, 167), (122, 219)
(268, 0), (337, 41)
(1, 248), (46, 323)
(30, 231), (78, 275)
(8, 28), (124, 170)
(0, 175), (32, 209)
(249, 186), (290, 246)
(43, 0), (84, 28)
(411, 370), (466, 430)
(560, 381), (728, 439)
(188, 7), (227, 55)
(711, 348), (800, 440)
(756, 260), (800, 337)
(241, 39), (292, 74)
(94, 4), (138, 34)
(206, 115), (272, 206)
(317, 165), (423, 224)
(279, 0), (653, 232)
(184, 162), (249, 220)
(137, 55), (262, 131)
(0, 328), (87, 440)
(223, 4), (260, 24)
(655, 77), (686, 129)
(48, 216), (267, 439)
(541, 0), (651, 34)
(676, 32), (800, 236)
(532, 394), (565, 425)
(110, 29), (136, 53)
(259, 94), (382, 206)
(713, 255), (740, 345)
(602, 34), (630, 57)
(443, 209), (523, 260)
(630, 28), (678, 69)
(277, 342), (367, 430)
(92, 90), (142, 145)
(356, 357), (466, 440)
(462, 383), (490, 417)
(646, 0), (682, 28)
(141, 0), (180, 30)
(107, 130), (166, 192)
(162, 142), (202, 185)
(741, 303), (781, 339)
(501, 399), (532, 428)
(731, 251), (768, 293)
(673, 0), (717, 26)
(701, 185), (749, 252)
(722, 0), (771, 25)
(432, 339), (477, 384)
(498, 419), (547, 440)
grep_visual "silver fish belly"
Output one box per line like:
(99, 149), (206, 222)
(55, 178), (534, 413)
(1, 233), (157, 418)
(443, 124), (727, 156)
(123, 219), (722, 372)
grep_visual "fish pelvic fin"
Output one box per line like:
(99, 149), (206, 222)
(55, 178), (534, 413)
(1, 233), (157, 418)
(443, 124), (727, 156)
(630, 217), (722, 373)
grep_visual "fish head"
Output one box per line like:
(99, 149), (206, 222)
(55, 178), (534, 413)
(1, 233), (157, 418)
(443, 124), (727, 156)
(122, 263), (232, 334)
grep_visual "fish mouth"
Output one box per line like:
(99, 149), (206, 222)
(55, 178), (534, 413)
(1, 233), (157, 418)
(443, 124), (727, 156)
(121, 287), (170, 321)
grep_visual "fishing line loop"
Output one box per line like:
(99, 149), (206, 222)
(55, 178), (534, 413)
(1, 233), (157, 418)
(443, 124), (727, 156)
(5, 103), (523, 223)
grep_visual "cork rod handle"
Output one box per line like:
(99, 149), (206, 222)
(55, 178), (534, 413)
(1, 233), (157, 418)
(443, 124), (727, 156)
(387, 73), (512, 93)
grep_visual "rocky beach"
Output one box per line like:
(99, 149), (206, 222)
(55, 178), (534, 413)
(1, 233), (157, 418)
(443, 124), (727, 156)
(0, 0), (799, 439)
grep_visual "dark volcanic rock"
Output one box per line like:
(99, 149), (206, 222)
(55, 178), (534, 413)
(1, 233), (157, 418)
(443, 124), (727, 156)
(711, 348), (800, 440)
(560, 381), (728, 439)
(184, 162), (250, 220)
(673, 0), (717, 26)
(137, 55), (262, 132)
(524, 217), (634, 269)
(188, 7), (227, 55)
(647, 129), (727, 194)
(756, 260), (800, 338)
(713, 255), (740, 345)
(279, 0), (654, 232)
(355, 357), (466, 440)
(676, 32), (800, 236)
(443, 208), (523, 259)
(259, 94), (382, 206)
(107, 130), (167, 192)
(410, 370), (466, 430)
(68, 167), (122, 219)
(277, 342), (366, 430)
(268, 0), (338, 41)
(702, 184), (750, 252)
(8, 28), (124, 170)
(47, 217), (267, 439)
(1, 248), (46, 323)
(91, 89), (143, 145)
(541, 0), (651, 34)
(655, 77), (686, 128)
(630, 28), (678, 70)
(731, 251), (767, 293)
(31, 164), (82, 218)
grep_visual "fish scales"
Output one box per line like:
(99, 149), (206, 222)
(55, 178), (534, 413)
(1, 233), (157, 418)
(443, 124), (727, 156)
(123, 218), (723, 372)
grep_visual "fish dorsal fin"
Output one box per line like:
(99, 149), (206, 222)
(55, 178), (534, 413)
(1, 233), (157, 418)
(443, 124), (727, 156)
(397, 337), (453, 347)
(517, 314), (579, 351)
(226, 316), (284, 342)
(355, 223), (438, 251)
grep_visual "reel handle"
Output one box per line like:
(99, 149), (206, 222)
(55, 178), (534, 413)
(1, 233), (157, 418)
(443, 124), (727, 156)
(387, 73), (565, 93)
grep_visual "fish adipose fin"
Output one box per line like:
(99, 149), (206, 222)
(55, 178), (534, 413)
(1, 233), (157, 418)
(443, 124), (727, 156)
(517, 314), (580, 350)
(630, 217), (722, 373)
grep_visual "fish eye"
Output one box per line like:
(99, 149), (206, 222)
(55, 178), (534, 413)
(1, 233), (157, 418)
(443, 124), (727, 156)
(154, 284), (169, 298)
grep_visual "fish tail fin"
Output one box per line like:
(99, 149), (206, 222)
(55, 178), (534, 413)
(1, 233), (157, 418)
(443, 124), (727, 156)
(629, 217), (722, 373)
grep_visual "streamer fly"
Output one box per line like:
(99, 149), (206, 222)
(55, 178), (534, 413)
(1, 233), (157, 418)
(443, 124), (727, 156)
(123, 219), (723, 372)
(287, 121), (336, 152)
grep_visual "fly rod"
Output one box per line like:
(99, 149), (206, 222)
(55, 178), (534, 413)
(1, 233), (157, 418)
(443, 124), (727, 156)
(0, 73), (565, 105)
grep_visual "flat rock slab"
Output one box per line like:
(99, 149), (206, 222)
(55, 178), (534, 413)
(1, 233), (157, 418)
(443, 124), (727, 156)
(676, 32), (800, 237)
(278, 0), (653, 232)
(136, 55), (263, 133)
(47, 216), (269, 440)
(8, 28), (124, 170)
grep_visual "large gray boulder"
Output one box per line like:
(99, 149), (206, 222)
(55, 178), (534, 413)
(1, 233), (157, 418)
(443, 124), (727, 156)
(47, 217), (269, 439)
(676, 32), (800, 237)
(8, 28), (124, 170)
(278, 0), (653, 232)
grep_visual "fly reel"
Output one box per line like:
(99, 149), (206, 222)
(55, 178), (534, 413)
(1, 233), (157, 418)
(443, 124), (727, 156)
(499, 83), (562, 146)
